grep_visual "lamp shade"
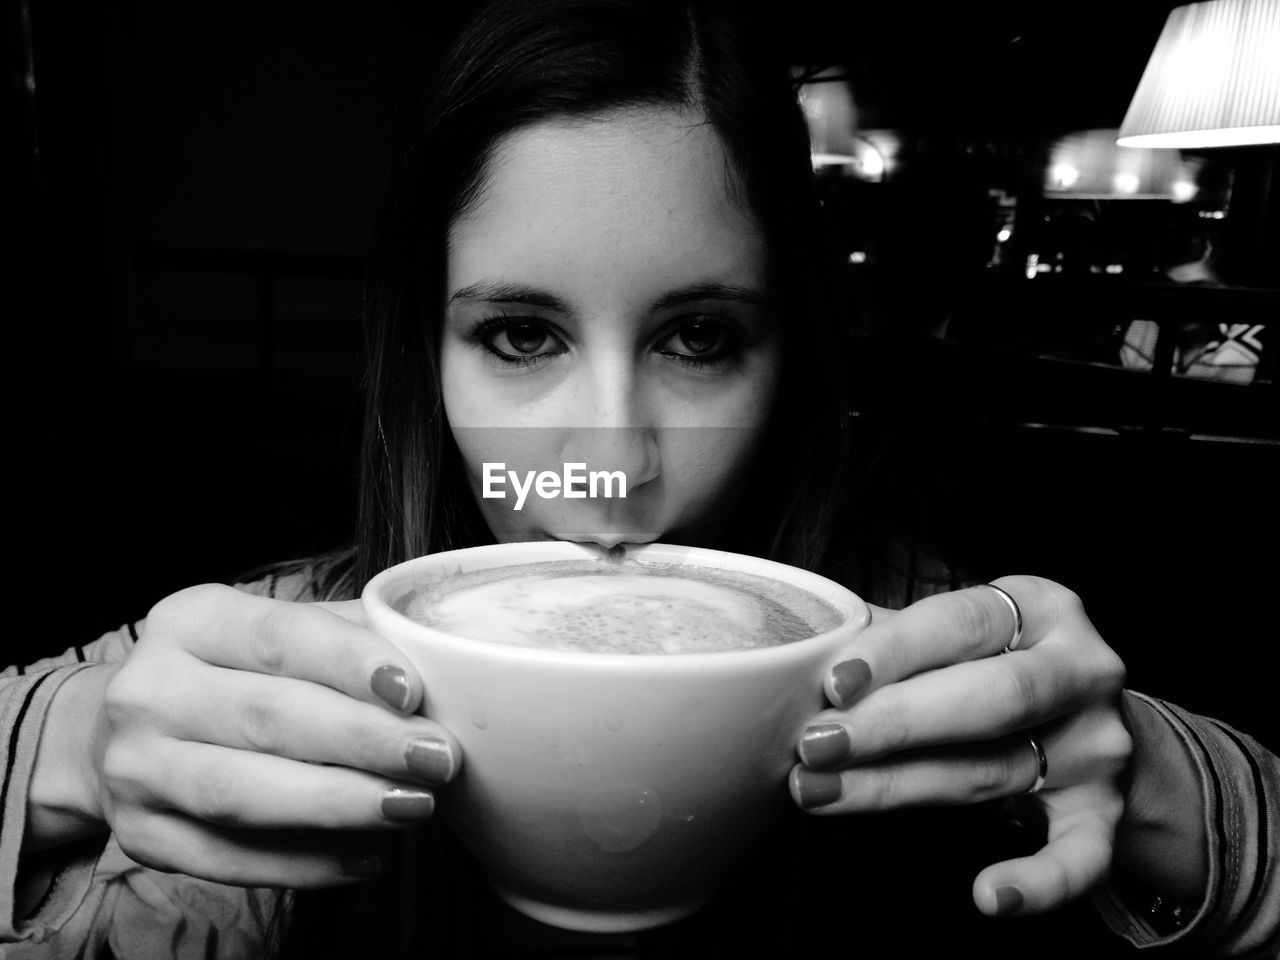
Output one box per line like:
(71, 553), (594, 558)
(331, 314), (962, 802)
(796, 70), (859, 166)
(1047, 129), (1205, 198)
(1117, 0), (1280, 148)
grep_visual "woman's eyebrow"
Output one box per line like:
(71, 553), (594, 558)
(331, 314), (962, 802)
(649, 282), (770, 311)
(447, 279), (769, 312)
(448, 280), (567, 311)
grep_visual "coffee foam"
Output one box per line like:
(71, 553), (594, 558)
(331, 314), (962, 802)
(399, 559), (842, 654)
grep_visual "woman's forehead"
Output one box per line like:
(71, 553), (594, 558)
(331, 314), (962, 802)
(446, 106), (766, 302)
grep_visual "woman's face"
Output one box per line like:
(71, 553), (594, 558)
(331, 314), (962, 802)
(441, 106), (781, 547)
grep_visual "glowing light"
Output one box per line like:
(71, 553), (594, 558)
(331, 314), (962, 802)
(1171, 180), (1198, 202)
(848, 251), (868, 264)
(1113, 172), (1141, 194)
(996, 227), (1013, 243)
(1105, 264), (1125, 274)
(1047, 128), (1206, 198)
(857, 144), (885, 179)
(1025, 253), (1039, 280)
(1050, 163), (1080, 189)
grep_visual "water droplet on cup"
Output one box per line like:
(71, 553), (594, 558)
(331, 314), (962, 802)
(579, 784), (662, 852)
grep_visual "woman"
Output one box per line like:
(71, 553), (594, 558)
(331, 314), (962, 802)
(3, 1), (1275, 957)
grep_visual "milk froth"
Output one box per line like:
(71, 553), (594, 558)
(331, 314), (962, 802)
(400, 559), (841, 654)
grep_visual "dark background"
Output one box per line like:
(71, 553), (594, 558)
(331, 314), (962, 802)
(6, 1), (1278, 740)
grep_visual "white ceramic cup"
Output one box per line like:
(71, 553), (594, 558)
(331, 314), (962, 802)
(361, 541), (869, 933)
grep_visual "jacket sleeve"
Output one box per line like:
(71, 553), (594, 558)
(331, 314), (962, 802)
(1, 624), (140, 944)
(1093, 692), (1280, 957)
(0, 573), (316, 950)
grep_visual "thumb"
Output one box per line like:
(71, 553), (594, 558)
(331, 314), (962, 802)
(972, 781), (1123, 917)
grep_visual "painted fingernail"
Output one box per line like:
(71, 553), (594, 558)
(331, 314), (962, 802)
(382, 786), (435, 821)
(799, 723), (849, 769)
(830, 658), (871, 708)
(793, 768), (843, 810)
(406, 735), (455, 783)
(994, 885), (1024, 916)
(340, 853), (382, 878)
(371, 665), (412, 712)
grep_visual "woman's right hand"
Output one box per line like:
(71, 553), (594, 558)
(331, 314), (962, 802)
(87, 584), (459, 887)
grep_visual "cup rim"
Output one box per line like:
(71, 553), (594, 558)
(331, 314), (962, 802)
(361, 541), (869, 668)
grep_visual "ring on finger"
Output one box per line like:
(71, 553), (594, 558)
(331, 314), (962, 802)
(1022, 735), (1048, 795)
(983, 583), (1023, 654)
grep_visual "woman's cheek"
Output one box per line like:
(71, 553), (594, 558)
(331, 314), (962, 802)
(663, 424), (765, 526)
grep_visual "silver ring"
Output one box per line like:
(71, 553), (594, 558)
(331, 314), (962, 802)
(1023, 736), (1048, 795)
(983, 583), (1023, 654)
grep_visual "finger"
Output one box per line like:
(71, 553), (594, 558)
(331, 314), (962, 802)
(153, 668), (459, 785)
(972, 781), (1124, 917)
(314, 599), (366, 627)
(802, 646), (1090, 764)
(107, 738), (438, 831)
(790, 735), (1047, 813)
(823, 576), (1072, 710)
(149, 584), (423, 714)
(113, 809), (389, 888)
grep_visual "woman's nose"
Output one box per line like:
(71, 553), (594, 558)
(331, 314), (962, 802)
(559, 369), (661, 490)
(560, 426), (661, 493)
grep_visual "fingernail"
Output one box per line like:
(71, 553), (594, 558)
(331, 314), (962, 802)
(793, 768), (843, 810)
(340, 853), (382, 878)
(406, 735), (455, 783)
(994, 885), (1024, 916)
(799, 723), (849, 769)
(371, 665), (412, 712)
(830, 658), (871, 708)
(382, 786), (435, 821)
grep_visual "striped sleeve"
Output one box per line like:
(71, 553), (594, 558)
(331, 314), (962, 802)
(1, 625), (140, 944)
(1094, 693), (1279, 957)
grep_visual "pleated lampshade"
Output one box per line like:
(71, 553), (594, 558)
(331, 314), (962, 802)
(1117, 0), (1280, 148)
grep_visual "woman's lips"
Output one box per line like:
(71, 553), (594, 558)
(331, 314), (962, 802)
(546, 533), (661, 548)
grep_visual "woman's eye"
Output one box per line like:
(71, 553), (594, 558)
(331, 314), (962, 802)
(676, 321), (722, 355)
(502, 322), (550, 354)
(475, 319), (565, 364)
(657, 318), (738, 365)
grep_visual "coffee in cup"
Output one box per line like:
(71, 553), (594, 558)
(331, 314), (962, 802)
(399, 558), (842, 654)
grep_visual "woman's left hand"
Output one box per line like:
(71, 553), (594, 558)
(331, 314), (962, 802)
(789, 575), (1132, 918)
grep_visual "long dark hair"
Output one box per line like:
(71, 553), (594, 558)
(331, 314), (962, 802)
(280, 0), (857, 953)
